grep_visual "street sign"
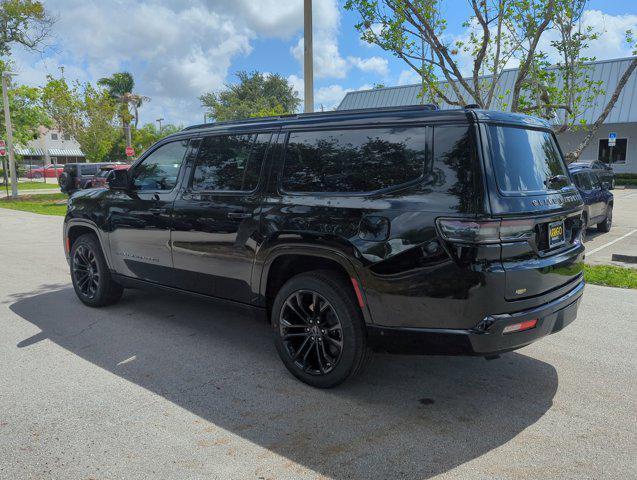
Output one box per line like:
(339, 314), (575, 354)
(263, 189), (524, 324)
(0, 140), (6, 156)
(125, 146), (135, 157)
(608, 132), (617, 147)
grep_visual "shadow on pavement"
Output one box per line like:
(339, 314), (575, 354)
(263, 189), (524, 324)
(11, 286), (558, 479)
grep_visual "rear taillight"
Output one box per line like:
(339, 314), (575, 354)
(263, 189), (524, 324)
(436, 218), (535, 244)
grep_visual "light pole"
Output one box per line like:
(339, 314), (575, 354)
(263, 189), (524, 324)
(303, 0), (314, 113)
(2, 71), (18, 198)
(156, 117), (164, 132)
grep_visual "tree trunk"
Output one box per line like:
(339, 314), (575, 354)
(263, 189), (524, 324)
(565, 58), (637, 163)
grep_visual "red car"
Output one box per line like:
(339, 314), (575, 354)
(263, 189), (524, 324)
(92, 164), (130, 188)
(25, 164), (64, 179)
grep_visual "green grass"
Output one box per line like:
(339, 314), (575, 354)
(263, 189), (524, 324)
(0, 193), (67, 216)
(0, 181), (60, 191)
(584, 264), (637, 289)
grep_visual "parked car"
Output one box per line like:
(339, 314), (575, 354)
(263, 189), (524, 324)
(59, 162), (122, 193)
(92, 164), (131, 188)
(569, 160), (615, 189)
(63, 106), (585, 388)
(25, 164), (63, 179)
(568, 167), (613, 241)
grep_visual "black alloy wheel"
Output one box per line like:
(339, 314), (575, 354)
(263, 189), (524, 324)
(279, 290), (344, 375)
(70, 233), (123, 307)
(73, 244), (100, 299)
(272, 270), (372, 388)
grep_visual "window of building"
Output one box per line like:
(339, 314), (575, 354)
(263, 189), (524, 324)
(191, 133), (269, 192)
(598, 138), (627, 164)
(281, 127), (427, 193)
(63, 134), (71, 141)
(132, 140), (189, 191)
(50, 133), (58, 140)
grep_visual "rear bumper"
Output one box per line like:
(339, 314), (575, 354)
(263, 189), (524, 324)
(367, 278), (584, 356)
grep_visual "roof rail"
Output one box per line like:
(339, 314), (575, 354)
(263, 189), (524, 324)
(183, 104), (440, 131)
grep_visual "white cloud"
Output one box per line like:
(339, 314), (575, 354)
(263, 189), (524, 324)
(290, 0), (349, 78)
(397, 69), (421, 85)
(348, 56), (389, 76)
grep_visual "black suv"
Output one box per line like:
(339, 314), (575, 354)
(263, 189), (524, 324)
(63, 106), (585, 387)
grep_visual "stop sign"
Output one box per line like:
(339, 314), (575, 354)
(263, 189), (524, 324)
(0, 148), (6, 156)
(125, 146), (135, 157)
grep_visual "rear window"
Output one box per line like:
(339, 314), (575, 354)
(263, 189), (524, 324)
(281, 127), (427, 193)
(487, 125), (569, 194)
(65, 165), (78, 175)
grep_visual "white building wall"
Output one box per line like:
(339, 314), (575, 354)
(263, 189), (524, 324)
(555, 122), (637, 174)
(26, 126), (82, 152)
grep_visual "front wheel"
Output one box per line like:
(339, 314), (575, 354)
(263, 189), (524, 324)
(598, 205), (613, 232)
(70, 233), (123, 307)
(271, 271), (372, 388)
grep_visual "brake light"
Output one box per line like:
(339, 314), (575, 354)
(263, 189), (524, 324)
(436, 218), (534, 244)
(502, 319), (538, 334)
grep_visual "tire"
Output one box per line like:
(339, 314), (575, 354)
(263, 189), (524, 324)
(597, 205), (613, 233)
(70, 233), (123, 307)
(33, 172), (42, 179)
(271, 270), (372, 388)
(58, 172), (73, 193)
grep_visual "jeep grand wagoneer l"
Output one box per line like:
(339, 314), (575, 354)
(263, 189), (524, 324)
(63, 105), (585, 387)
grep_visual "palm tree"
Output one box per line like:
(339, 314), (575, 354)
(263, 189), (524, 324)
(97, 72), (149, 145)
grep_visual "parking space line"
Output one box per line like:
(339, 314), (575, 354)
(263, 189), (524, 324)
(587, 229), (637, 256)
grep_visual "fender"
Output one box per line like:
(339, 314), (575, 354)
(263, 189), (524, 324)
(64, 219), (113, 269)
(254, 241), (374, 324)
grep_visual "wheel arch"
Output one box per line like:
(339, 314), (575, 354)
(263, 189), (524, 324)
(258, 246), (372, 325)
(64, 219), (112, 268)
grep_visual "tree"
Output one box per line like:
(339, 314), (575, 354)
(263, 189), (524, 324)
(97, 72), (149, 145)
(0, 0), (54, 55)
(345, 0), (637, 161)
(0, 60), (49, 147)
(106, 122), (182, 160)
(41, 75), (120, 162)
(200, 71), (301, 121)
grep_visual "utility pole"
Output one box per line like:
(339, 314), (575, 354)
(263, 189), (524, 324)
(156, 117), (164, 132)
(2, 71), (18, 198)
(303, 0), (314, 113)
(125, 123), (132, 149)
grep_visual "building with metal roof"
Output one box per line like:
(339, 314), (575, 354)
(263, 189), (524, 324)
(15, 127), (86, 171)
(338, 57), (637, 174)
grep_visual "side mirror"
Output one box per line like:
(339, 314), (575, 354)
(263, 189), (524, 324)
(601, 181), (611, 190)
(107, 169), (131, 190)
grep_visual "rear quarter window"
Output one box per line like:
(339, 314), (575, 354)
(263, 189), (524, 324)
(281, 127), (427, 193)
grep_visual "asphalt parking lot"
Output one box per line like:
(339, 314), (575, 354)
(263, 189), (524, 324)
(584, 188), (637, 265)
(1, 208), (636, 480)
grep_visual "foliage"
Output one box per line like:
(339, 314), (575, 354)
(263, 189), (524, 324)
(200, 71), (301, 121)
(106, 122), (182, 160)
(0, 0), (53, 55)
(98, 72), (149, 130)
(584, 264), (637, 289)
(41, 75), (120, 162)
(345, 0), (637, 162)
(0, 192), (67, 216)
(0, 59), (50, 147)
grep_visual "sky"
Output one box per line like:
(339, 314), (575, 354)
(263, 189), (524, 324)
(10, 0), (637, 127)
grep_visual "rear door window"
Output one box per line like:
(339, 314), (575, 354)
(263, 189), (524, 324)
(281, 127), (427, 193)
(191, 133), (269, 192)
(487, 125), (570, 194)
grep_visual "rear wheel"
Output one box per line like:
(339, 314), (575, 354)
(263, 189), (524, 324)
(597, 205), (613, 232)
(70, 233), (123, 307)
(271, 270), (372, 388)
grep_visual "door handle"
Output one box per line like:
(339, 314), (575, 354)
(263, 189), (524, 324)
(149, 207), (168, 214)
(227, 211), (252, 219)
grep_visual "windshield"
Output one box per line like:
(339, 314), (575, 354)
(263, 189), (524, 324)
(487, 125), (570, 194)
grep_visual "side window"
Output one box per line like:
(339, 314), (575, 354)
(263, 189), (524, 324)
(589, 172), (602, 190)
(281, 127), (427, 193)
(578, 173), (593, 190)
(572, 173), (583, 189)
(133, 139), (189, 191)
(191, 133), (268, 192)
(428, 125), (477, 212)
